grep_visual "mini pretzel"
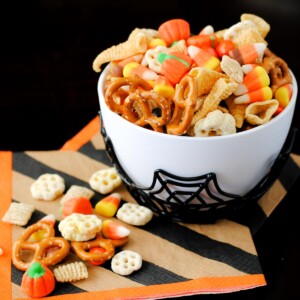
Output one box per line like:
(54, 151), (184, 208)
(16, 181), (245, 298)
(105, 76), (152, 114)
(122, 90), (171, 132)
(70, 234), (128, 263)
(262, 52), (292, 93)
(166, 75), (197, 135)
(12, 222), (70, 271)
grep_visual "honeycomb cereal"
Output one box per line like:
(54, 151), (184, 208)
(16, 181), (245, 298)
(89, 167), (122, 194)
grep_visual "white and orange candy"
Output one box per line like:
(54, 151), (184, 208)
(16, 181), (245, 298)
(229, 43), (266, 65)
(234, 66), (270, 96)
(234, 86), (272, 104)
(95, 193), (121, 218)
(275, 83), (293, 108)
(187, 45), (220, 70)
(101, 219), (131, 240)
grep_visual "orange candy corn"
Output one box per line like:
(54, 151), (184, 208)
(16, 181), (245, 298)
(234, 66), (270, 96)
(275, 83), (293, 108)
(229, 43), (266, 65)
(28, 214), (56, 242)
(123, 62), (158, 81)
(101, 219), (131, 240)
(95, 193), (121, 217)
(157, 51), (193, 85)
(61, 197), (93, 218)
(187, 45), (220, 70)
(187, 34), (219, 49)
(234, 86), (272, 104)
(153, 75), (175, 98)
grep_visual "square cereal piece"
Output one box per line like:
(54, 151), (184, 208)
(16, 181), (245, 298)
(60, 185), (95, 204)
(2, 202), (35, 226)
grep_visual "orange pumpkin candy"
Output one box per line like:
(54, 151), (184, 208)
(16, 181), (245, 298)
(21, 261), (55, 298)
(158, 19), (190, 46)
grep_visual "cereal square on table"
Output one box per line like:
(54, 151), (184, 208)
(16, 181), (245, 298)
(2, 202), (35, 226)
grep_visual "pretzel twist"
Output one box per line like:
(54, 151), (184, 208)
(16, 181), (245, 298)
(122, 90), (171, 132)
(262, 50), (292, 93)
(70, 234), (128, 263)
(12, 222), (70, 271)
(104, 75), (153, 114)
(166, 75), (197, 135)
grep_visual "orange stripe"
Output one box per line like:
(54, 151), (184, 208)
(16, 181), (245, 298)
(60, 116), (100, 151)
(15, 274), (266, 299)
(0, 151), (13, 300)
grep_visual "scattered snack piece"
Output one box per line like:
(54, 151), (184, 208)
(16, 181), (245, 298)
(61, 196), (93, 218)
(194, 110), (236, 137)
(58, 213), (102, 242)
(13, 220), (70, 271)
(21, 262), (55, 298)
(116, 203), (153, 226)
(54, 261), (88, 282)
(30, 173), (65, 201)
(71, 234), (117, 264)
(95, 193), (121, 217)
(111, 250), (142, 276)
(60, 185), (95, 204)
(89, 167), (122, 194)
(101, 219), (131, 240)
(2, 202), (35, 226)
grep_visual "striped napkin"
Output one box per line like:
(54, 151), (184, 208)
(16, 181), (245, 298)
(1, 116), (299, 300)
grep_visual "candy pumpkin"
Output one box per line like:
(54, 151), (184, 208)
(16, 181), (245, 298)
(21, 261), (55, 298)
(158, 19), (190, 46)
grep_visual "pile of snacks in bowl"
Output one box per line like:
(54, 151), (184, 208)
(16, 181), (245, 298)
(93, 13), (297, 221)
(93, 13), (294, 137)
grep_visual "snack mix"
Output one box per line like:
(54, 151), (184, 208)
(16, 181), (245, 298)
(93, 14), (294, 137)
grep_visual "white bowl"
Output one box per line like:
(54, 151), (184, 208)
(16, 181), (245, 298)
(98, 66), (297, 198)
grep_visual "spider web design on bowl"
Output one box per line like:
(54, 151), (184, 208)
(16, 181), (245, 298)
(100, 111), (296, 222)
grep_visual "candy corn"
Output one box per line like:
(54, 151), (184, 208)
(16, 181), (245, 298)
(157, 51), (193, 85)
(199, 25), (214, 35)
(61, 196), (93, 218)
(234, 86), (272, 104)
(95, 193), (121, 217)
(123, 62), (158, 81)
(101, 219), (131, 240)
(229, 43), (266, 65)
(28, 214), (56, 242)
(187, 45), (220, 70)
(234, 66), (270, 96)
(153, 75), (175, 98)
(275, 83), (293, 108)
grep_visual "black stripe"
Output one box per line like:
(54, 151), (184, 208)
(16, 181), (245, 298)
(144, 218), (262, 275)
(12, 263), (86, 295)
(78, 141), (112, 167)
(278, 156), (300, 190)
(12, 152), (108, 206)
(226, 202), (267, 236)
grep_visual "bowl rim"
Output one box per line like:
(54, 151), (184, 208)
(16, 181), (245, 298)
(98, 64), (298, 142)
